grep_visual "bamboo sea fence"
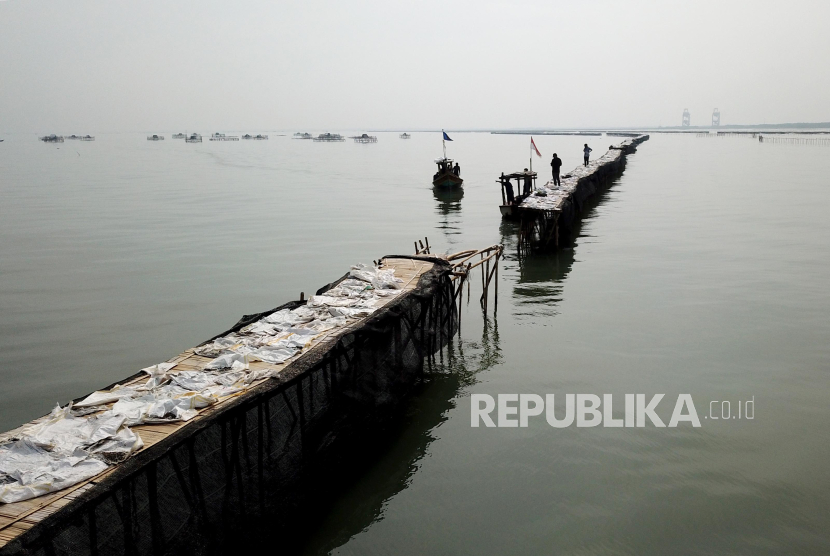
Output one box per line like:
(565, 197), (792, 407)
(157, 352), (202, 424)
(695, 132), (830, 145)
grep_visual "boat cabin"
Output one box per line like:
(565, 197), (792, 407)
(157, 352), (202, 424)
(433, 158), (463, 188)
(497, 170), (537, 217)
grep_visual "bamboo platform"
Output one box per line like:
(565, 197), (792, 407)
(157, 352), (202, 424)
(0, 257), (437, 553)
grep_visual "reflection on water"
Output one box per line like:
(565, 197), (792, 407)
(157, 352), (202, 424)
(510, 249), (574, 319)
(270, 320), (502, 556)
(433, 186), (464, 245)
(496, 177), (624, 320)
(498, 219), (575, 319)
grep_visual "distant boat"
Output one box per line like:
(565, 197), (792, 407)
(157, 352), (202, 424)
(242, 134), (269, 140)
(209, 132), (239, 141)
(80, 135), (95, 141)
(400, 133), (411, 139)
(172, 133), (186, 139)
(433, 130), (462, 188)
(293, 132), (313, 139)
(313, 133), (345, 142)
(185, 133), (202, 143)
(350, 133), (377, 143)
(39, 135), (64, 143)
(147, 134), (165, 141)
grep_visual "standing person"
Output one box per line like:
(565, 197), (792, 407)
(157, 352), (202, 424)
(504, 177), (515, 204)
(583, 144), (592, 166)
(550, 153), (562, 186)
(453, 162), (460, 176)
(522, 168), (533, 196)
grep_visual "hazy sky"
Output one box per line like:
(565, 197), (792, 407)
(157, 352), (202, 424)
(1, 0), (828, 132)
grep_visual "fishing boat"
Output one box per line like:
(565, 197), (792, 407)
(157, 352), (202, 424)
(172, 133), (186, 139)
(433, 130), (463, 188)
(39, 135), (64, 143)
(400, 133), (411, 139)
(210, 133), (239, 141)
(351, 133), (377, 143)
(147, 134), (165, 141)
(293, 132), (313, 139)
(313, 133), (345, 142)
(497, 170), (537, 218)
(185, 133), (202, 143)
(242, 134), (269, 140)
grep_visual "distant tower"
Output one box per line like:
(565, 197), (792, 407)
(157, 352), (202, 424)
(682, 109), (691, 127)
(712, 108), (721, 126)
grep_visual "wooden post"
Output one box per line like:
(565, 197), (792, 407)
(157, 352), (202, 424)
(500, 173), (506, 205)
(494, 249), (499, 310)
(480, 253), (485, 290)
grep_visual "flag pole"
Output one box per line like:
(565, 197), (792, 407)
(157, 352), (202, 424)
(442, 129), (446, 160)
(529, 137), (533, 174)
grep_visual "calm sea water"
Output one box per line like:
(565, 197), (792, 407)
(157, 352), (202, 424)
(1, 132), (829, 554)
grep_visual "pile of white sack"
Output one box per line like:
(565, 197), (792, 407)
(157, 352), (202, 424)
(521, 184), (571, 211)
(520, 149), (622, 211)
(0, 263), (402, 504)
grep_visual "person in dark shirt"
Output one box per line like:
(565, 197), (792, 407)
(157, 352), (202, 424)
(522, 168), (532, 196)
(453, 162), (460, 176)
(504, 178), (515, 204)
(583, 144), (592, 166)
(550, 153), (562, 186)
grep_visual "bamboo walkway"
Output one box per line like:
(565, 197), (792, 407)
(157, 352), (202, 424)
(0, 258), (434, 549)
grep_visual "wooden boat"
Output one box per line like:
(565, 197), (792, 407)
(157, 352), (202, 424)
(432, 130), (462, 187)
(350, 133), (377, 143)
(313, 133), (345, 142)
(210, 133), (239, 141)
(497, 170), (537, 218)
(433, 158), (463, 188)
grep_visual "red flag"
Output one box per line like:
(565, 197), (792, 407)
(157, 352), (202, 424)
(531, 136), (541, 157)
